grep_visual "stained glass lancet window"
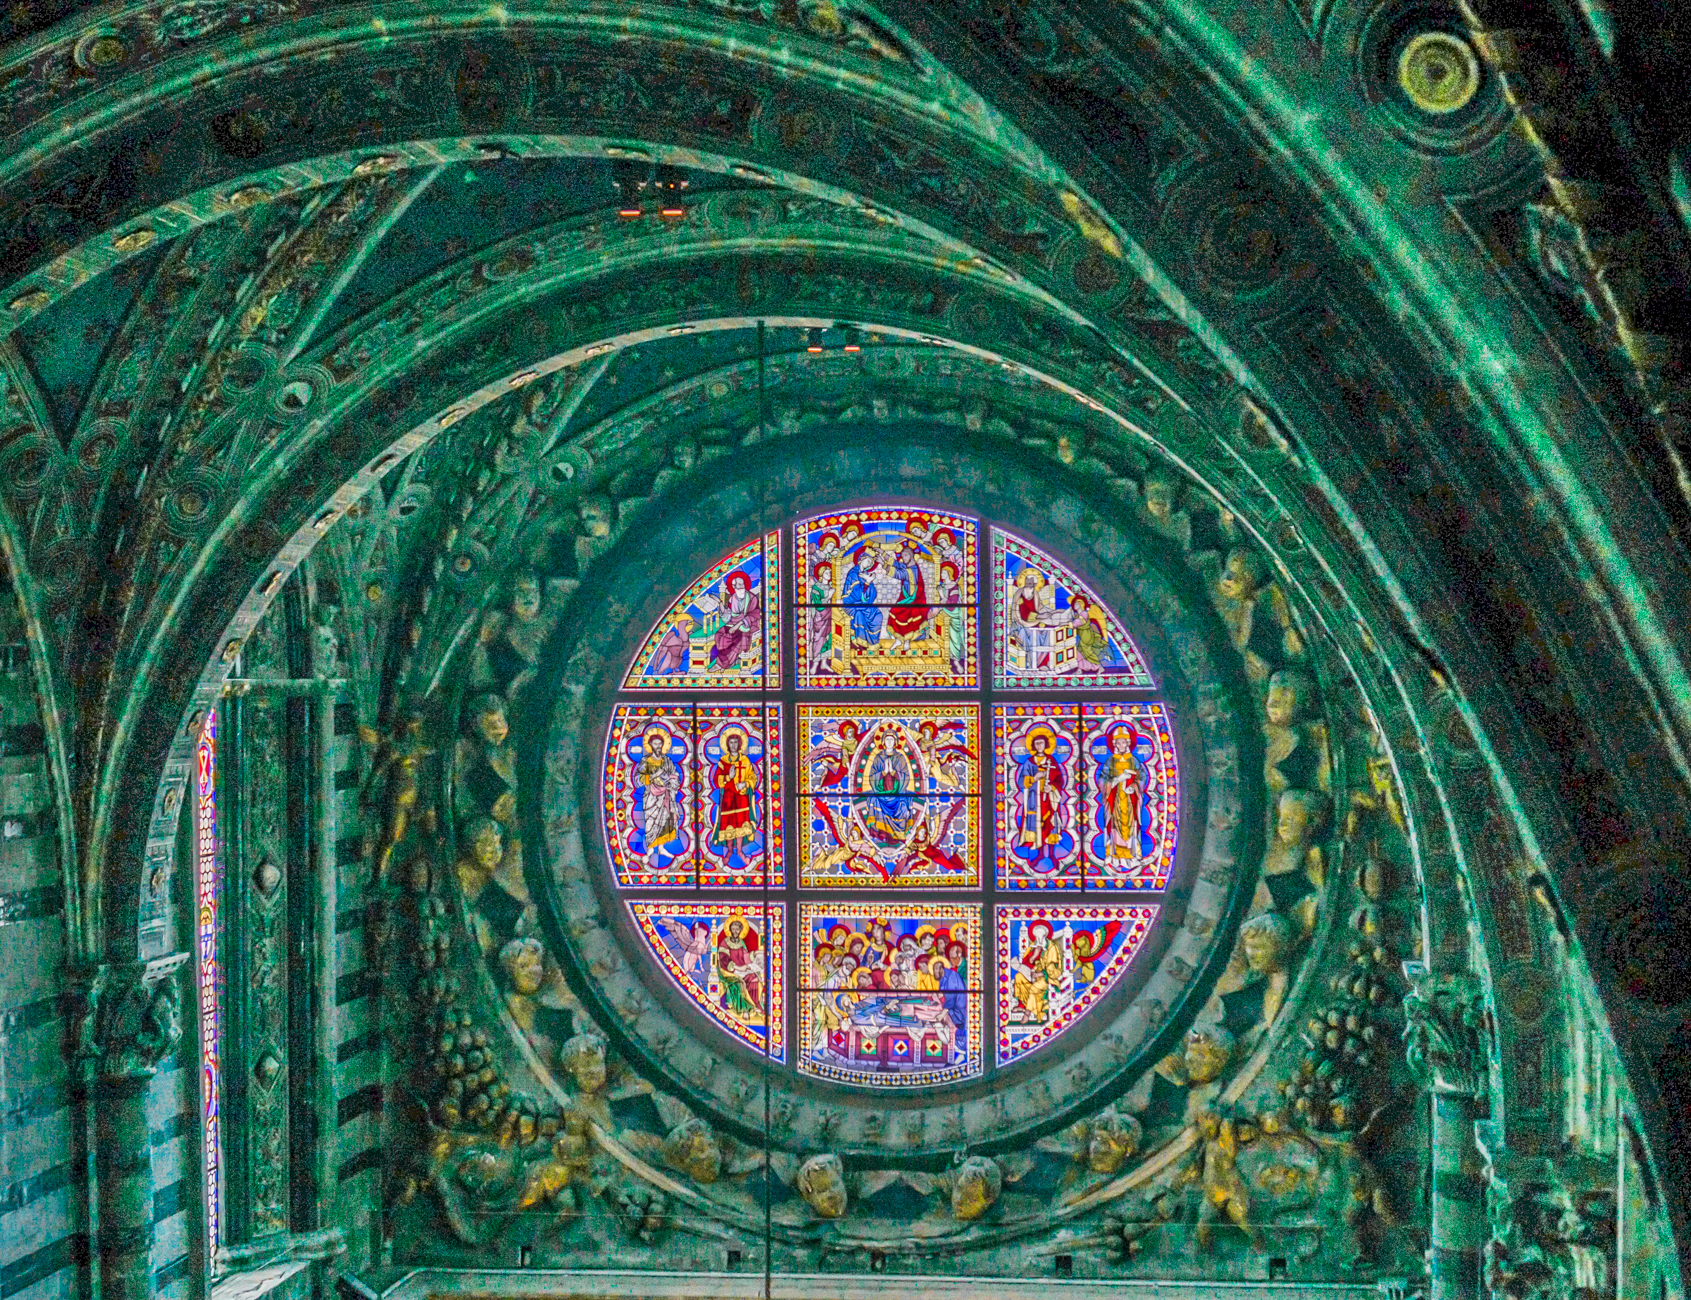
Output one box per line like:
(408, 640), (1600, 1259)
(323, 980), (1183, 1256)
(195, 710), (223, 1256)
(603, 507), (1179, 1087)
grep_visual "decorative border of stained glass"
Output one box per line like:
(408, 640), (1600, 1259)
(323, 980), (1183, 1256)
(991, 529), (1154, 688)
(995, 904), (1158, 1064)
(798, 903), (982, 1087)
(695, 706), (784, 888)
(195, 711), (223, 1255)
(993, 705), (1085, 890)
(795, 507), (978, 689)
(1082, 702), (1180, 890)
(798, 704), (980, 888)
(603, 705), (696, 887)
(624, 532), (780, 688)
(628, 902), (785, 1060)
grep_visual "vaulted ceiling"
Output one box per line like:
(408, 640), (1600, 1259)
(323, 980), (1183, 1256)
(2, 0), (1690, 1285)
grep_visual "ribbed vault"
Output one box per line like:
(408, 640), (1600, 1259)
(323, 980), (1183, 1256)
(1, 0), (1688, 1294)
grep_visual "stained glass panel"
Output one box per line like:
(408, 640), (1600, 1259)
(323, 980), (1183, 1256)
(798, 704), (980, 887)
(992, 529), (1154, 688)
(996, 904), (1158, 1064)
(624, 532), (780, 688)
(695, 706), (783, 888)
(994, 706), (1085, 890)
(195, 711), (223, 1255)
(795, 507), (977, 688)
(799, 903), (981, 1087)
(628, 902), (784, 1059)
(603, 705), (697, 887)
(1083, 703), (1180, 890)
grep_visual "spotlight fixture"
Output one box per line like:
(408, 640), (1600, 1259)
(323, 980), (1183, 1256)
(611, 160), (649, 219)
(840, 324), (863, 353)
(806, 328), (825, 353)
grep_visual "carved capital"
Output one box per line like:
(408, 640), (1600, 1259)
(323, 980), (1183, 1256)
(73, 954), (190, 1082)
(1401, 965), (1490, 1097)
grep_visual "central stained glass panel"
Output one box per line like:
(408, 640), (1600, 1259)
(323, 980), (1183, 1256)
(607, 506), (1179, 1091)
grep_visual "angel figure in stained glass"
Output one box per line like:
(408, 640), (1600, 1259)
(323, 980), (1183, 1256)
(648, 615), (693, 675)
(804, 719), (860, 789)
(1066, 592), (1111, 671)
(914, 719), (974, 791)
(632, 723), (684, 869)
(659, 918), (713, 985)
(1012, 919), (1064, 1022)
(897, 802), (967, 880)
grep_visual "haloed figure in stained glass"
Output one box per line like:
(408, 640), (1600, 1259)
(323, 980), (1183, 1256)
(716, 916), (765, 1026)
(1100, 724), (1153, 868)
(633, 722), (686, 871)
(710, 726), (758, 872)
(1016, 726), (1068, 875)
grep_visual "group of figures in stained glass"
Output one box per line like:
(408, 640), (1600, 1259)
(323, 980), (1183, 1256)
(601, 508), (1178, 1088)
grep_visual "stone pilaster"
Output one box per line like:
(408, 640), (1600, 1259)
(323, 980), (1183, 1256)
(1404, 966), (1492, 1300)
(73, 954), (190, 1300)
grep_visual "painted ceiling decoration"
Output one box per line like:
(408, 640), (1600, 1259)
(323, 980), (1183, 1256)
(0, 1), (1687, 1299)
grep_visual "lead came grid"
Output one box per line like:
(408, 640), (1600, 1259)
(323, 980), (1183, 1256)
(603, 507), (1179, 1088)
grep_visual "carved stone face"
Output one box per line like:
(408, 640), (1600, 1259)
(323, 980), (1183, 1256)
(500, 938), (545, 996)
(469, 820), (503, 870)
(1085, 1110), (1142, 1175)
(950, 1156), (1003, 1221)
(562, 1034), (607, 1094)
(1182, 1026), (1235, 1084)
(1217, 549), (1260, 601)
(1264, 669), (1312, 726)
(474, 698), (510, 746)
(511, 574), (542, 620)
(796, 1153), (847, 1219)
(663, 1117), (722, 1184)
(1275, 789), (1327, 845)
(1143, 474), (1177, 522)
(579, 499), (612, 539)
(1241, 912), (1294, 975)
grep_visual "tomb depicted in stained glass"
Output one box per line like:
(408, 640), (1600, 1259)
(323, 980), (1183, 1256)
(996, 904), (1158, 1064)
(604, 705), (696, 887)
(994, 706), (1084, 890)
(799, 705), (980, 887)
(1084, 703), (1179, 889)
(796, 507), (977, 688)
(628, 902), (784, 1059)
(624, 533), (780, 688)
(695, 706), (783, 888)
(799, 903), (981, 1087)
(992, 530), (1153, 688)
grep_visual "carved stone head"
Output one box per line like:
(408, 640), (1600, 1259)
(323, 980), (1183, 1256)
(465, 817), (503, 870)
(499, 937), (545, 996)
(561, 1031), (607, 1094)
(510, 571), (542, 620)
(1275, 788), (1330, 846)
(1240, 911), (1295, 976)
(796, 1153), (847, 1219)
(1264, 668), (1315, 726)
(1182, 1024), (1235, 1084)
(950, 1156), (1004, 1221)
(1142, 470), (1179, 523)
(1085, 1108), (1143, 1175)
(470, 693), (509, 746)
(1217, 547), (1265, 601)
(578, 498), (613, 540)
(662, 1116), (722, 1184)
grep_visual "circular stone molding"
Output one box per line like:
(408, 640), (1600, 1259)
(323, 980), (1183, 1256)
(529, 430), (1264, 1160)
